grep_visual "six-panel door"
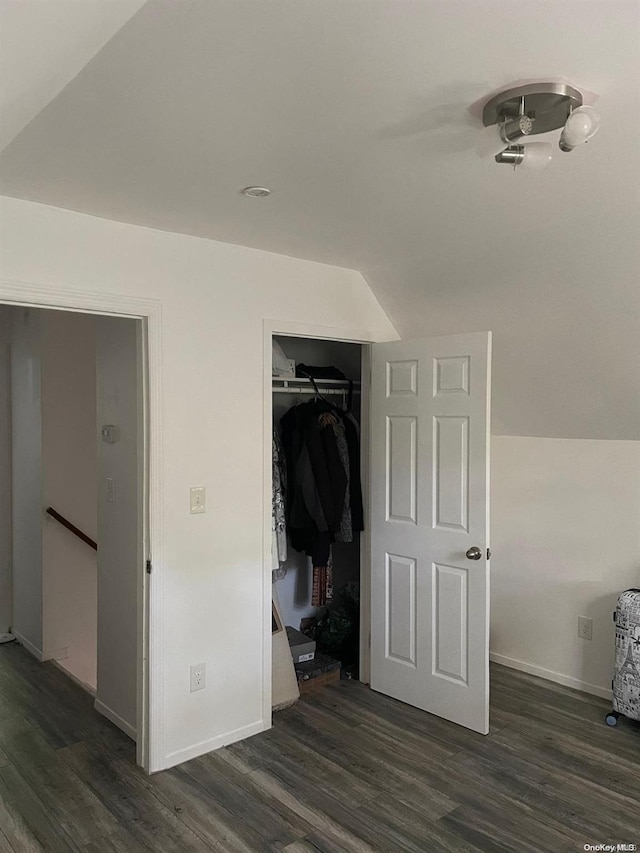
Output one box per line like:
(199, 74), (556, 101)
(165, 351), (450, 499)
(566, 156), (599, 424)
(370, 332), (491, 734)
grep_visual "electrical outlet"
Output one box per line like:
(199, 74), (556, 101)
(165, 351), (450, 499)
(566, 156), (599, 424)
(190, 662), (206, 692)
(578, 616), (593, 641)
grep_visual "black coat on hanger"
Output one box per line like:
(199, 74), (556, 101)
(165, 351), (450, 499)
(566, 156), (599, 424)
(280, 399), (341, 565)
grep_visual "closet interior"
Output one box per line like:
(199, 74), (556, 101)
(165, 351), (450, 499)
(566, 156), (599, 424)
(271, 334), (365, 705)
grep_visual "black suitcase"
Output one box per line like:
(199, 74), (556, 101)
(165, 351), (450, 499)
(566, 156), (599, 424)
(605, 589), (640, 726)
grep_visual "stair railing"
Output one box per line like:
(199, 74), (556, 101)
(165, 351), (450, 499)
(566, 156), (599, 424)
(45, 507), (97, 551)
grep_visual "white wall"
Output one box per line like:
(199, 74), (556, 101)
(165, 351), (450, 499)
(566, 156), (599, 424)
(9, 307), (43, 654)
(41, 310), (97, 685)
(491, 436), (640, 697)
(0, 308), (12, 634)
(0, 196), (397, 769)
(95, 315), (140, 737)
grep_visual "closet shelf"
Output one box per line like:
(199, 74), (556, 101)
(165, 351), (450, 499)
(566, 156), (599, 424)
(273, 377), (361, 395)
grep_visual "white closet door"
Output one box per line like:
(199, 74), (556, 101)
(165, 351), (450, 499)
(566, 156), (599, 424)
(369, 332), (491, 734)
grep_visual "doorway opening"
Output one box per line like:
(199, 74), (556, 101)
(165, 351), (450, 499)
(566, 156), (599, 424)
(270, 331), (371, 709)
(0, 301), (151, 769)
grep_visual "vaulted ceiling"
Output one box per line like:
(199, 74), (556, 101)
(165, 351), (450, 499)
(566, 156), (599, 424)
(0, 0), (147, 152)
(1, 0), (638, 438)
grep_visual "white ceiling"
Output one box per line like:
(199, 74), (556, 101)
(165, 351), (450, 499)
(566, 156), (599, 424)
(0, 0), (147, 152)
(1, 0), (638, 438)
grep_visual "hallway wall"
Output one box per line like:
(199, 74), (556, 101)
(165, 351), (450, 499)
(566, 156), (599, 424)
(0, 308), (12, 634)
(95, 315), (140, 736)
(41, 310), (97, 686)
(6, 306), (98, 678)
(9, 307), (43, 654)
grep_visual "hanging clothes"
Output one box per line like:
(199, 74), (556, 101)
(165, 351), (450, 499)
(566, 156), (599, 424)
(312, 550), (333, 607)
(342, 412), (363, 533)
(279, 391), (364, 605)
(271, 429), (288, 574)
(330, 415), (352, 543)
(281, 399), (344, 563)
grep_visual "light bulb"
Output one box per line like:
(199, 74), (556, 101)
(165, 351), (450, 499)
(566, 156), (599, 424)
(520, 142), (553, 171)
(559, 106), (601, 151)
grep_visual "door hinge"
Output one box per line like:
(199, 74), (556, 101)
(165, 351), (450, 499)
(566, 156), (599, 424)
(146, 558), (152, 574)
(487, 548), (491, 560)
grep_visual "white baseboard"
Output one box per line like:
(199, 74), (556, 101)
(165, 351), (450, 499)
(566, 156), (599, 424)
(490, 651), (612, 700)
(162, 718), (268, 770)
(52, 659), (97, 697)
(13, 630), (44, 661)
(94, 699), (137, 741)
(42, 646), (69, 662)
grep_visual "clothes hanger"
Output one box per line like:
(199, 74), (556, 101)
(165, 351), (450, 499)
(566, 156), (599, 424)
(297, 371), (330, 405)
(308, 374), (331, 405)
(308, 374), (354, 415)
(298, 369), (353, 414)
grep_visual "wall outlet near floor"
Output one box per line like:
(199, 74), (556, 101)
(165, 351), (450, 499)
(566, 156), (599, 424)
(578, 616), (593, 641)
(190, 662), (206, 692)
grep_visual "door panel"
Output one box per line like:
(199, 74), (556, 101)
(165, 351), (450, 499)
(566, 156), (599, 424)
(370, 332), (491, 734)
(433, 562), (468, 684)
(386, 416), (417, 523)
(433, 415), (469, 531)
(386, 553), (417, 667)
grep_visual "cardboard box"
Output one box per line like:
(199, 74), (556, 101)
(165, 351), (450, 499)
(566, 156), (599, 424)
(286, 626), (316, 664)
(295, 652), (341, 694)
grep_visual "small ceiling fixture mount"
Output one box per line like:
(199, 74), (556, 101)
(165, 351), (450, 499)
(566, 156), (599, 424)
(476, 81), (600, 171)
(241, 186), (271, 197)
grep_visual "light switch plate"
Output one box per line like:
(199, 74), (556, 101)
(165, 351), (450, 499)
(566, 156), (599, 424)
(190, 486), (206, 514)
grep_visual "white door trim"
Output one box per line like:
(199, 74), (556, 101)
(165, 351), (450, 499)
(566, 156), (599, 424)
(262, 319), (394, 724)
(359, 343), (372, 684)
(0, 277), (163, 773)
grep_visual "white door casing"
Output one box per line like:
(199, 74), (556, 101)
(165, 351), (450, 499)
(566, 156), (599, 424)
(370, 332), (491, 734)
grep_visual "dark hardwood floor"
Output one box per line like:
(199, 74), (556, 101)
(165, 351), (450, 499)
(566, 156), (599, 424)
(0, 641), (638, 852)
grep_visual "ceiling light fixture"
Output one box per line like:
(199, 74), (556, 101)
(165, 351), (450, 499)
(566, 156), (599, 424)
(241, 186), (271, 197)
(476, 82), (600, 171)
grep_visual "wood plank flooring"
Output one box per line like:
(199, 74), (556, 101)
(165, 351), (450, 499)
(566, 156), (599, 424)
(0, 641), (639, 852)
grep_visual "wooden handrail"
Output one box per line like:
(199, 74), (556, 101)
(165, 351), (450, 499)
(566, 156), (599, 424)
(46, 507), (97, 551)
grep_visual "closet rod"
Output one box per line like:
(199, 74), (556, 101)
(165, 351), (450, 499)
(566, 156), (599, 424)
(273, 377), (360, 385)
(273, 387), (361, 395)
(272, 376), (360, 394)
(272, 377), (361, 396)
